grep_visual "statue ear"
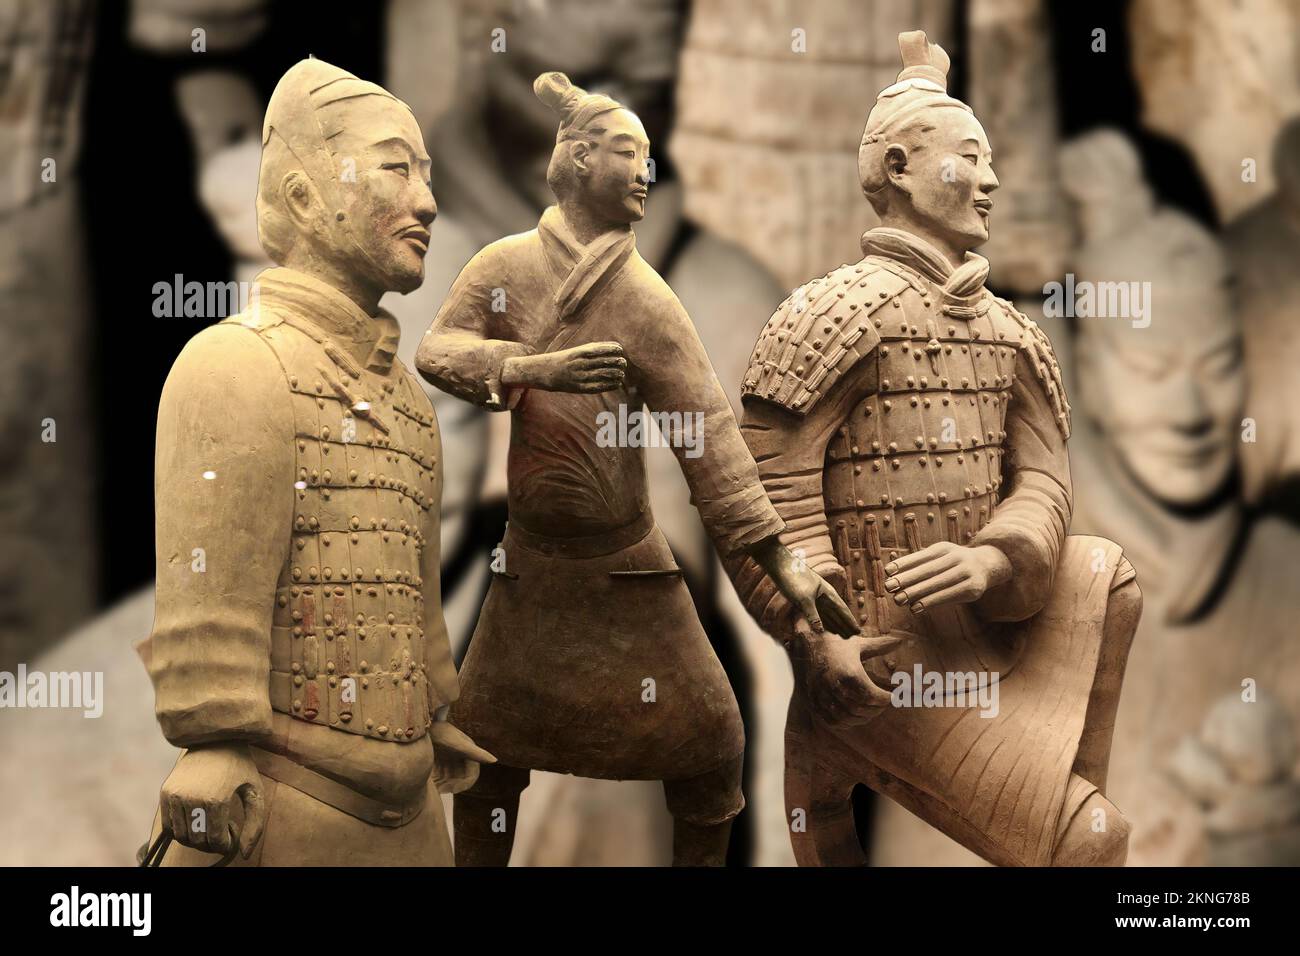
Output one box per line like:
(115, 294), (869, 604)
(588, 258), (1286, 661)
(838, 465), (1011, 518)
(884, 143), (910, 190)
(280, 170), (323, 230)
(571, 139), (592, 178)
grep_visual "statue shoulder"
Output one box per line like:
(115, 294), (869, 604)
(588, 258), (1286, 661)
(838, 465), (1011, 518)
(991, 295), (1072, 441)
(741, 259), (909, 414)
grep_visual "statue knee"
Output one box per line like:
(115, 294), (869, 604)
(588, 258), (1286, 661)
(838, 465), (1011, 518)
(1051, 790), (1130, 867)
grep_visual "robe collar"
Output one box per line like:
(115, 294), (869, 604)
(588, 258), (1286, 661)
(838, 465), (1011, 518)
(251, 267), (401, 373)
(861, 226), (990, 304)
(538, 205), (636, 324)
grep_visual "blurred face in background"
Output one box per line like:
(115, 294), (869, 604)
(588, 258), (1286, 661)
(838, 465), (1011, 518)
(1077, 292), (1244, 510)
(487, 0), (680, 206)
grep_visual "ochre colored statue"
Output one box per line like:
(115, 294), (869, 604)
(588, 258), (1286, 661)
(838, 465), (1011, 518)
(731, 33), (1142, 867)
(139, 58), (492, 866)
(416, 72), (856, 867)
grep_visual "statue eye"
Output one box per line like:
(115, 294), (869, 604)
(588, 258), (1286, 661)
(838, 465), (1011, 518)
(618, 150), (636, 158)
(962, 154), (979, 165)
(381, 162), (410, 175)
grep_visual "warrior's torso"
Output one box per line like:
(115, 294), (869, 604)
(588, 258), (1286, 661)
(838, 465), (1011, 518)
(226, 308), (444, 745)
(744, 254), (1070, 677)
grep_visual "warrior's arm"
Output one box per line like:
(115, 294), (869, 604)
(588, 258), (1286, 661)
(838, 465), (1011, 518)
(146, 325), (294, 748)
(415, 248), (533, 409)
(637, 302), (784, 559)
(726, 368), (870, 641)
(970, 338), (1073, 622)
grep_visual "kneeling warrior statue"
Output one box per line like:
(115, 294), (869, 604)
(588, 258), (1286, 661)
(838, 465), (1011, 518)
(731, 32), (1143, 866)
(417, 72), (856, 866)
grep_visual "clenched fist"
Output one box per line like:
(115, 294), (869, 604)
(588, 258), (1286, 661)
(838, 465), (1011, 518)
(158, 744), (267, 859)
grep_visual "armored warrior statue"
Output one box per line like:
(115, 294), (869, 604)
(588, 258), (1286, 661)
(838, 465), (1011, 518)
(731, 32), (1143, 866)
(139, 58), (491, 865)
(416, 72), (856, 867)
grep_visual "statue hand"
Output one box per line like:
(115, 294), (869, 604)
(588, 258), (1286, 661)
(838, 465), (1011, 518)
(501, 341), (626, 393)
(883, 542), (1011, 614)
(790, 619), (902, 724)
(430, 720), (496, 795)
(159, 744), (266, 858)
(751, 539), (858, 638)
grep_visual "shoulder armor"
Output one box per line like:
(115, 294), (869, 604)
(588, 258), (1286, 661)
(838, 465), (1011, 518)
(995, 296), (1071, 441)
(741, 262), (909, 414)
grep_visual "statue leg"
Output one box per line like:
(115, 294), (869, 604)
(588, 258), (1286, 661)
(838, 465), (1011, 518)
(1073, 563), (1142, 792)
(453, 762), (530, 867)
(784, 694), (867, 867)
(663, 755), (744, 867)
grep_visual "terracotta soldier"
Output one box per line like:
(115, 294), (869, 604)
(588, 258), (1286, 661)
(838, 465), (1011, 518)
(139, 58), (491, 866)
(416, 72), (856, 867)
(1059, 129), (1300, 865)
(731, 32), (1142, 867)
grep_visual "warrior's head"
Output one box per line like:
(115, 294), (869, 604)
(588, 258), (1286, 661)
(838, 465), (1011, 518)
(858, 32), (998, 262)
(256, 58), (436, 307)
(1062, 129), (1242, 511)
(535, 71), (650, 225)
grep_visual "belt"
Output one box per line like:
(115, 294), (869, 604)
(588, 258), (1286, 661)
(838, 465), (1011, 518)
(507, 510), (655, 559)
(250, 748), (425, 828)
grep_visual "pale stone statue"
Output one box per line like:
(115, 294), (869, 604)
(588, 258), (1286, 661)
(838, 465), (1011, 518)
(139, 58), (491, 866)
(732, 33), (1141, 867)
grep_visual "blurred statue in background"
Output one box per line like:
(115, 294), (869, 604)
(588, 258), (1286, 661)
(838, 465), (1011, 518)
(733, 33), (1141, 867)
(0, 0), (97, 670)
(418, 71), (856, 867)
(1226, 117), (1300, 511)
(1058, 128), (1300, 866)
(139, 58), (491, 866)
(1128, 0), (1300, 222)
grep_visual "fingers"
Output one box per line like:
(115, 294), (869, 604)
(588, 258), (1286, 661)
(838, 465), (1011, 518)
(815, 585), (859, 638)
(884, 552), (962, 594)
(909, 579), (981, 613)
(165, 793), (192, 850)
(237, 782), (267, 859)
(856, 631), (905, 659)
(573, 341), (625, 358)
(890, 566), (968, 608)
(205, 799), (232, 854)
(795, 593), (824, 634)
(883, 541), (958, 577)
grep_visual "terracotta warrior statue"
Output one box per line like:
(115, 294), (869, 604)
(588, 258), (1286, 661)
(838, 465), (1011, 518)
(416, 72), (856, 867)
(139, 58), (492, 865)
(731, 32), (1143, 867)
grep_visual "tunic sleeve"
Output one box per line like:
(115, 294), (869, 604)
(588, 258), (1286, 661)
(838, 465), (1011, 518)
(416, 247), (533, 409)
(146, 323), (295, 748)
(971, 344), (1073, 622)
(635, 299), (784, 558)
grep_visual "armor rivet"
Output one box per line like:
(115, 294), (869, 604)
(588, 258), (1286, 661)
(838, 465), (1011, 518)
(909, 397), (919, 407)
(872, 461), (881, 471)
(309, 567), (318, 580)
(314, 381), (323, 393)
(891, 459), (900, 469)
(883, 401), (892, 411)
(883, 515), (892, 525)
(292, 700), (302, 712)
(292, 568), (302, 581)
(365, 719), (374, 730)
(378, 725), (389, 736)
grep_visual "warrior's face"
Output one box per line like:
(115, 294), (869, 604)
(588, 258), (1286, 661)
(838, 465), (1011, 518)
(893, 108), (999, 253)
(575, 108), (651, 224)
(323, 96), (437, 295)
(1080, 311), (1243, 509)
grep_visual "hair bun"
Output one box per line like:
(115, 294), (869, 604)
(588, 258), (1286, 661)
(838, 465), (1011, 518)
(534, 71), (584, 120)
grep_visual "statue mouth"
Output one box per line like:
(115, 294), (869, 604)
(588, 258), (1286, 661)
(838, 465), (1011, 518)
(398, 226), (431, 253)
(974, 199), (993, 216)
